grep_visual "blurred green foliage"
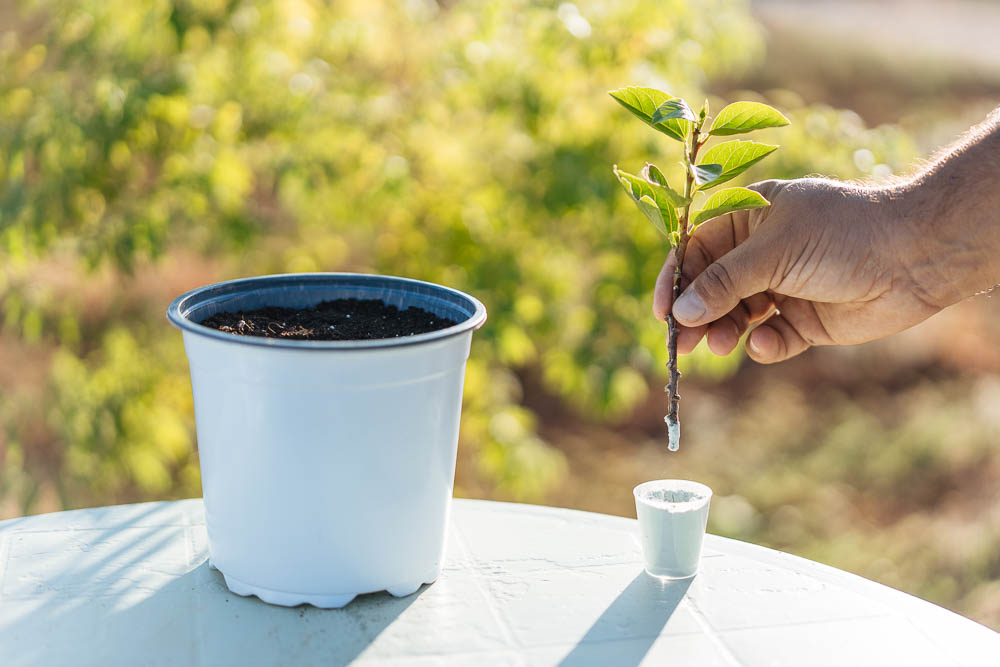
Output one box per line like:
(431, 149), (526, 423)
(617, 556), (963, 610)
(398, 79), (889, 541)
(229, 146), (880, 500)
(8, 0), (992, 629)
(0, 0), (916, 505)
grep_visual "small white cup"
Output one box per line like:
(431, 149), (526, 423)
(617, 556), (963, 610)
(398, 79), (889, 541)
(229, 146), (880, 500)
(633, 479), (713, 579)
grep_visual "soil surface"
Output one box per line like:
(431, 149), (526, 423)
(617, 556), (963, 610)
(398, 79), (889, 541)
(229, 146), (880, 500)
(200, 298), (458, 340)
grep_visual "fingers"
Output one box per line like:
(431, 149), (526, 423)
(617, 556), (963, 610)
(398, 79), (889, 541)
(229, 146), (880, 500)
(705, 301), (751, 356)
(653, 212), (747, 321)
(703, 292), (775, 355)
(655, 227), (776, 356)
(654, 199), (781, 356)
(677, 307), (816, 363)
(673, 228), (780, 328)
(746, 314), (811, 363)
(676, 323), (707, 354)
(742, 292), (777, 323)
(670, 293), (775, 356)
(670, 181), (788, 327)
(652, 178), (827, 362)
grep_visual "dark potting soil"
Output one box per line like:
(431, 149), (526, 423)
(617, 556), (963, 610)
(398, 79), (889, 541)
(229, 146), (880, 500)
(199, 298), (459, 341)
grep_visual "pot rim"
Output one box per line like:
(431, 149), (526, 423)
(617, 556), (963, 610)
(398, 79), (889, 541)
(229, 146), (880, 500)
(167, 272), (487, 350)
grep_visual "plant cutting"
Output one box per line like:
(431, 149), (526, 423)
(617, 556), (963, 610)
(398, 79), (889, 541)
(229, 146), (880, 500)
(167, 273), (486, 608)
(610, 87), (789, 451)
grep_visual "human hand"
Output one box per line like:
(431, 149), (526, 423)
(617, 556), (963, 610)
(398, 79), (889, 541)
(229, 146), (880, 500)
(652, 178), (945, 363)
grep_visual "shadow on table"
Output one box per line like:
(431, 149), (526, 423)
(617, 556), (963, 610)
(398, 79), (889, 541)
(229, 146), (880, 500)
(0, 504), (425, 666)
(175, 561), (428, 665)
(558, 572), (693, 667)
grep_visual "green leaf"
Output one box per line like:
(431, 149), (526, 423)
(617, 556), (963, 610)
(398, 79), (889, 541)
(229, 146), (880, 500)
(690, 187), (770, 227)
(691, 163), (723, 186)
(609, 87), (689, 142)
(642, 162), (668, 186)
(652, 99), (695, 124)
(697, 140), (778, 189)
(636, 195), (665, 233)
(614, 166), (680, 241)
(708, 101), (790, 136)
(640, 162), (689, 206)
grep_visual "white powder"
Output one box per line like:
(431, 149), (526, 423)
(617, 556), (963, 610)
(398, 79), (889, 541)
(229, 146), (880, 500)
(637, 487), (709, 513)
(665, 417), (680, 452)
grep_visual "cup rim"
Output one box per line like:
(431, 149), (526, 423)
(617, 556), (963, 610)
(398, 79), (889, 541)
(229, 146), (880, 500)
(633, 479), (713, 503)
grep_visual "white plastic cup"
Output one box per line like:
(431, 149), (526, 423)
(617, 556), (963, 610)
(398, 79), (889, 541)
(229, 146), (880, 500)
(633, 479), (712, 579)
(168, 273), (486, 608)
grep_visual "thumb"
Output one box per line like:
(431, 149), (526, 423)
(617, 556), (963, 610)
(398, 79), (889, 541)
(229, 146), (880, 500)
(672, 233), (778, 327)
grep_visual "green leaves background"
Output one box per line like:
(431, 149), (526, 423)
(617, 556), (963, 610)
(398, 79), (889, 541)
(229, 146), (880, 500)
(0, 0), (782, 516)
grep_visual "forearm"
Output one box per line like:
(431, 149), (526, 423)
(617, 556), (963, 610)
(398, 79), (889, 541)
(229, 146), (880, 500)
(891, 107), (1000, 307)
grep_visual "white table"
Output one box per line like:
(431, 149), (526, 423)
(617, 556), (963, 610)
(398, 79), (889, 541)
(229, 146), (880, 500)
(0, 499), (996, 666)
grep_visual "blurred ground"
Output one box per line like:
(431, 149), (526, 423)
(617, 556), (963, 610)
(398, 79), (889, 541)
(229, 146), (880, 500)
(743, 0), (1000, 147)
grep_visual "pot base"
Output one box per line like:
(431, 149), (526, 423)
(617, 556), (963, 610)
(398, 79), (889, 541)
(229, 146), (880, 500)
(210, 560), (441, 608)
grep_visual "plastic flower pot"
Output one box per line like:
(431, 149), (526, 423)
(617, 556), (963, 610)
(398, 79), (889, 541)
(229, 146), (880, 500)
(167, 273), (486, 608)
(633, 479), (712, 579)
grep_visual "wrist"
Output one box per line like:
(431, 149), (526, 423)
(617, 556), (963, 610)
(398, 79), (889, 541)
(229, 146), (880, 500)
(885, 176), (998, 309)
(886, 109), (1000, 307)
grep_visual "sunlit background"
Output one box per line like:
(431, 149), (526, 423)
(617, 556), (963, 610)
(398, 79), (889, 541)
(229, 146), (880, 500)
(1, 0), (998, 629)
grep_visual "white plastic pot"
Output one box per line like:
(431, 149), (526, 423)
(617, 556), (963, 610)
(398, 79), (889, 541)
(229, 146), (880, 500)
(167, 273), (487, 608)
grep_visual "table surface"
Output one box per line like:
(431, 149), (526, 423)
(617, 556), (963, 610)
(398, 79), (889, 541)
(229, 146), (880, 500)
(0, 499), (996, 667)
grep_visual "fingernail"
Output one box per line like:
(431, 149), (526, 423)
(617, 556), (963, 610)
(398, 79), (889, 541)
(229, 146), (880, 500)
(749, 336), (761, 355)
(673, 291), (706, 323)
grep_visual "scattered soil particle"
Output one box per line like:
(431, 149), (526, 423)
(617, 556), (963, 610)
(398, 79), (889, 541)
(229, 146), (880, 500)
(200, 298), (458, 341)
